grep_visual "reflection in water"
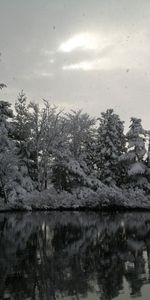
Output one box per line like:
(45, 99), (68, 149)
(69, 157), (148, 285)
(0, 212), (150, 299)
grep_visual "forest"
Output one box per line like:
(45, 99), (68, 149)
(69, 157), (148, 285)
(0, 88), (150, 210)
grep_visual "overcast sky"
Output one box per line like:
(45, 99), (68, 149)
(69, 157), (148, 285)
(0, 0), (150, 128)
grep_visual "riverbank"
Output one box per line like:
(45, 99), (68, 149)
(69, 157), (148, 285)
(0, 186), (150, 212)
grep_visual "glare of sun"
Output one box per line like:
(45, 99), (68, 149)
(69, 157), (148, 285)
(63, 61), (94, 70)
(59, 32), (99, 52)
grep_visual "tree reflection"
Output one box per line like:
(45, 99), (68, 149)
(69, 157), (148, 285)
(0, 212), (150, 299)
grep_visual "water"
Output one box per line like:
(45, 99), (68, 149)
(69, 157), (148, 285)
(0, 212), (150, 300)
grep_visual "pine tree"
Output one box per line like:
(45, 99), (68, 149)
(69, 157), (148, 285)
(0, 100), (33, 203)
(14, 90), (31, 162)
(123, 117), (148, 189)
(96, 109), (126, 186)
(0, 101), (18, 203)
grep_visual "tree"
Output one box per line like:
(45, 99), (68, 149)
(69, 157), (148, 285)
(96, 109), (126, 186)
(13, 91), (35, 194)
(0, 101), (18, 203)
(14, 90), (31, 163)
(0, 100), (33, 203)
(123, 118), (148, 189)
(28, 100), (65, 191)
(52, 110), (97, 191)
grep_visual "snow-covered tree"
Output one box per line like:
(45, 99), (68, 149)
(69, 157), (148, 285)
(0, 101), (17, 202)
(39, 102), (66, 191)
(52, 110), (97, 191)
(28, 100), (66, 191)
(123, 118), (148, 189)
(66, 110), (95, 159)
(14, 90), (31, 163)
(0, 100), (33, 203)
(13, 91), (35, 194)
(14, 90), (30, 141)
(96, 109), (126, 186)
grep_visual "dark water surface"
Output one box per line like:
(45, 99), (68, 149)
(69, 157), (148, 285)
(1, 212), (150, 299)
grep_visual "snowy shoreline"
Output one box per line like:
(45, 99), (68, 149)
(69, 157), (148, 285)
(0, 186), (150, 212)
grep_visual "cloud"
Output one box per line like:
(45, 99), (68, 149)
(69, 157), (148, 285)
(61, 30), (150, 72)
(58, 32), (110, 53)
(63, 61), (94, 71)
(1, 0), (150, 129)
(40, 71), (53, 78)
(62, 59), (111, 71)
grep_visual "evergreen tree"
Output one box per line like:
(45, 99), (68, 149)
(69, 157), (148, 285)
(14, 90), (29, 139)
(0, 100), (33, 203)
(14, 90), (31, 162)
(0, 101), (18, 203)
(96, 109), (126, 186)
(123, 118), (148, 189)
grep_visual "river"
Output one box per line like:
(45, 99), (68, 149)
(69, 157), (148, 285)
(0, 211), (150, 299)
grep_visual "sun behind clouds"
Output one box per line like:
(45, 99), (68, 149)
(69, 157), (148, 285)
(58, 32), (105, 52)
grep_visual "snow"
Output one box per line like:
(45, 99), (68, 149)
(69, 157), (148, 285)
(0, 184), (148, 212)
(128, 162), (145, 176)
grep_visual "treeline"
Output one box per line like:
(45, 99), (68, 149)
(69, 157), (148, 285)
(0, 90), (150, 203)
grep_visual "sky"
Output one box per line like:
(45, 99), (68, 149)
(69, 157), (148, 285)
(0, 0), (150, 129)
